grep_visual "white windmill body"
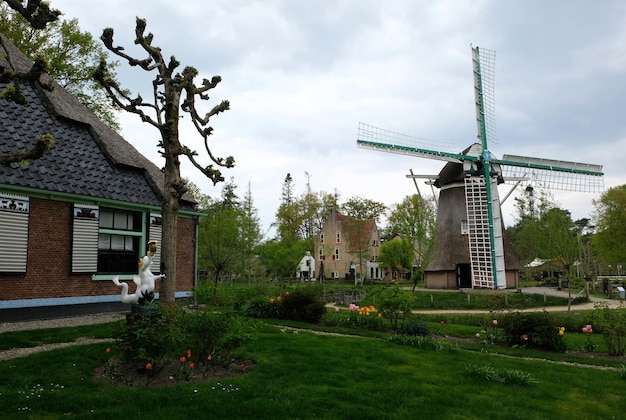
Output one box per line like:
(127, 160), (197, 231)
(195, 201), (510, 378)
(357, 47), (604, 290)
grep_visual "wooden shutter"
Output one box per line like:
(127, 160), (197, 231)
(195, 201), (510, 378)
(0, 194), (29, 272)
(72, 204), (99, 273)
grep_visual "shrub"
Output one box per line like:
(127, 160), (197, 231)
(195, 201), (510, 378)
(115, 305), (255, 372)
(281, 289), (326, 323)
(398, 319), (429, 336)
(499, 311), (566, 352)
(593, 302), (626, 356)
(464, 363), (537, 386)
(375, 286), (415, 330)
(244, 297), (285, 319)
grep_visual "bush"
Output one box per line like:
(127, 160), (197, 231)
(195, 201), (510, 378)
(282, 289), (326, 323)
(375, 286), (415, 330)
(398, 319), (429, 336)
(593, 302), (626, 356)
(116, 304), (256, 371)
(499, 311), (566, 352)
(245, 289), (326, 324)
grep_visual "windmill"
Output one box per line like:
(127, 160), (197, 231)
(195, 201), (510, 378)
(357, 46), (604, 290)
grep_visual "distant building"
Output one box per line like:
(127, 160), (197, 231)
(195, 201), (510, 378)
(314, 209), (382, 281)
(0, 33), (201, 318)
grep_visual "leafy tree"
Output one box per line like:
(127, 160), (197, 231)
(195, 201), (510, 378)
(340, 196), (387, 225)
(0, 0), (60, 166)
(385, 194), (436, 287)
(275, 173), (300, 240)
(198, 180), (241, 303)
(240, 181), (263, 279)
(508, 188), (583, 280)
(592, 185), (626, 270)
(256, 237), (312, 281)
(0, 3), (121, 130)
(95, 18), (234, 303)
(378, 238), (413, 282)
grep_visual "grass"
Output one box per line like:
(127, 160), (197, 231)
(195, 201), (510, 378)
(2, 319), (626, 419)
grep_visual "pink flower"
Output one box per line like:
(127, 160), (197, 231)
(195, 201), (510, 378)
(440, 321), (445, 325)
(349, 304), (360, 312)
(335, 307), (340, 313)
(476, 333), (481, 338)
(582, 324), (593, 334)
(492, 319), (498, 326)
(522, 334), (529, 341)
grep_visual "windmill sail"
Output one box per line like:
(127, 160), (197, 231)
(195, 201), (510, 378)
(356, 45), (604, 291)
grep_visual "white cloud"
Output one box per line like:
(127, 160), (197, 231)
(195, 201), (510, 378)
(53, 0), (626, 238)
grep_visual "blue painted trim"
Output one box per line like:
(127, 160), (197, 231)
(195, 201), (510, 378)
(0, 291), (193, 309)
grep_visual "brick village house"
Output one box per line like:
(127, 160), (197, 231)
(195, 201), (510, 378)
(314, 209), (382, 282)
(0, 33), (201, 319)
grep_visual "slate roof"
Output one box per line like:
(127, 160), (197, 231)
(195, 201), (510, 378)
(0, 33), (195, 210)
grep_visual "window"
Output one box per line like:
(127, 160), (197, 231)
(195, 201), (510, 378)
(461, 220), (469, 235)
(320, 233), (324, 244)
(336, 232), (341, 243)
(97, 208), (143, 274)
(334, 248), (339, 260)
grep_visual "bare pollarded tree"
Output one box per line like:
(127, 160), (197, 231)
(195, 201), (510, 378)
(94, 17), (234, 303)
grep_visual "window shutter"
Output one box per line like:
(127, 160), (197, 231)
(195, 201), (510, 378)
(0, 194), (29, 272)
(72, 204), (99, 273)
(149, 213), (162, 273)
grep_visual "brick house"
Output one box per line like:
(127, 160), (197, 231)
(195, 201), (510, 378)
(0, 33), (200, 318)
(314, 209), (382, 281)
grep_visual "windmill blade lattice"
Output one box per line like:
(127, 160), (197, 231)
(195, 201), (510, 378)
(498, 154), (604, 193)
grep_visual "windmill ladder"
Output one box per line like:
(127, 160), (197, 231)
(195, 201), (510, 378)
(464, 176), (506, 289)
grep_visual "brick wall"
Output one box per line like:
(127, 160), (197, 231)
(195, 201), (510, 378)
(0, 197), (197, 301)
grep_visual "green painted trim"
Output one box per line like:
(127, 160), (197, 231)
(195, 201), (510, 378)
(491, 158), (604, 176)
(356, 140), (474, 162)
(0, 184), (203, 217)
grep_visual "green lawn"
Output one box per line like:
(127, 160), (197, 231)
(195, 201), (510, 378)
(1, 320), (625, 419)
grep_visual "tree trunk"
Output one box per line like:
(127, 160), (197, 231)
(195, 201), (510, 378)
(160, 159), (180, 304)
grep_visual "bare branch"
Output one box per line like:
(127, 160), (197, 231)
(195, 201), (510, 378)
(0, 133), (54, 166)
(4, 0), (61, 29)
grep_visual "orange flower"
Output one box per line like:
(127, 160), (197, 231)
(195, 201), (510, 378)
(186, 349), (191, 358)
(207, 354), (212, 361)
(285, 291), (289, 295)
(277, 296), (282, 302)
(189, 363), (195, 369)
(105, 347), (111, 353)
(145, 362), (153, 370)
(180, 356), (186, 363)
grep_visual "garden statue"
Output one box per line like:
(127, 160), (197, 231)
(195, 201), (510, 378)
(112, 240), (165, 304)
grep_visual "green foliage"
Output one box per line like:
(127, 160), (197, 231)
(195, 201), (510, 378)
(387, 334), (457, 352)
(244, 289), (326, 324)
(592, 185), (626, 266)
(115, 305), (255, 371)
(378, 237), (414, 277)
(245, 297), (285, 319)
(281, 289), (326, 323)
(593, 302), (626, 356)
(398, 318), (430, 336)
(499, 311), (566, 352)
(375, 286), (415, 330)
(256, 237), (312, 280)
(0, 4), (121, 129)
(324, 308), (387, 331)
(464, 363), (538, 386)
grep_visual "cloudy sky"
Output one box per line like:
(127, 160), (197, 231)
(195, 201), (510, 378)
(53, 0), (626, 237)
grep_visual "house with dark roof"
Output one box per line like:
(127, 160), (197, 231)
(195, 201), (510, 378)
(314, 209), (382, 281)
(0, 33), (201, 319)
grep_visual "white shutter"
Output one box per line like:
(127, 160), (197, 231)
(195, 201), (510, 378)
(72, 204), (99, 273)
(149, 213), (162, 273)
(0, 195), (29, 272)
